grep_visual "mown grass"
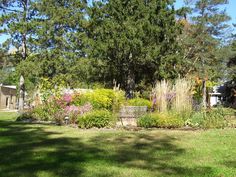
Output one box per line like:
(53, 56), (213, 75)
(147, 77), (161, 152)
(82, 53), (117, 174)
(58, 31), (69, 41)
(0, 112), (236, 177)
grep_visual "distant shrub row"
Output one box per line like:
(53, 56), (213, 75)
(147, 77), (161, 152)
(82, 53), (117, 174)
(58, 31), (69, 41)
(137, 108), (229, 129)
(17, 88), (152, 128)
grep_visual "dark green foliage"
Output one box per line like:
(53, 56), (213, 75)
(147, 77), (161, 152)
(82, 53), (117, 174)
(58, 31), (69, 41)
(180, 0), (231, 80)
(16, 112), (35, 121)
(1, 0), (90, 88)
(77, 110), (115, 128)
(29, 0), (88, 86)
(0, 0), (233, 96)
(137, 114), (157, 128)
(87, 0), (182, 93)
(227, 40), (236, 81)
(0, 0), (36, 60)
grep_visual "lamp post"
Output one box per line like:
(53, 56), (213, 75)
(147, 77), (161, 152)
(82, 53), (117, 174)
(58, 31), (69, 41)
(19, 75), (25, 112)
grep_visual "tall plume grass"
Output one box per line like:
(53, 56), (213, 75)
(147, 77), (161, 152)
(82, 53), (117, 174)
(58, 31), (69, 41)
(153, 78), (193, 113)
(172, 78), (193, 113)
(153, 80), (171, 112)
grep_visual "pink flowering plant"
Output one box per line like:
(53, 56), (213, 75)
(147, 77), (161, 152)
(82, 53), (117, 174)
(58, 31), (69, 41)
(65, 105), (79, 124)
(32, 90), (95, 125)
(79, 103), (93, 115)
(63, 93), (73, 104)
(64, 103), (93, 124)
(62, 93), (93, 124)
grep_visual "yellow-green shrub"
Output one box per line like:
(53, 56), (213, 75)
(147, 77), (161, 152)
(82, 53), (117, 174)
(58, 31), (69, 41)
(77, 110), (115, 128)
(137, 112), (184, 128)
(78, 89), (125, 111)
(128, 98), (152, 109)
(155, 112), (184, 128)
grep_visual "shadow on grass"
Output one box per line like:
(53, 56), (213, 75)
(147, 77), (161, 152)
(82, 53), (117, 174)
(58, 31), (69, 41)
(223, 161), (236, 168)
(0, 119), (214, 177)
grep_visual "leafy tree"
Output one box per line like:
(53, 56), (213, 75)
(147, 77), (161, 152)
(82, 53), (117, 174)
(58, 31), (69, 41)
(87, 0), (182, 96)
(181, 0), (230, 108)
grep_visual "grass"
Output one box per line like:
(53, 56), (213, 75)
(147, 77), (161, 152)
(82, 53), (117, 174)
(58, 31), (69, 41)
(0, 112), (236, 177)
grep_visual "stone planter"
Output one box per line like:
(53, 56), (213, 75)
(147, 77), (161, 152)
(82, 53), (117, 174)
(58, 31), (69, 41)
(119, 106), (147, 126)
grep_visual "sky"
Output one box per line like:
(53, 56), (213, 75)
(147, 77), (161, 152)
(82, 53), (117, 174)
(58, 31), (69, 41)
(175, 0), (236, 26)
(0, 0), (236, 44)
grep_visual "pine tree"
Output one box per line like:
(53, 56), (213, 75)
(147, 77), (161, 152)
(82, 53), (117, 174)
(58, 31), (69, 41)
(27, 0), (87, 86)
(0, 0), (38, 60)
(182, 0), (230, 108)
(87, 0), (182, 96)
(0, 0), (88, 88)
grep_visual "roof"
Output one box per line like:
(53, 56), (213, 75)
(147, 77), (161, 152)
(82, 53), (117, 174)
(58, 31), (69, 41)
(0, 85), (17, 89)
(209, 93), (222, 96)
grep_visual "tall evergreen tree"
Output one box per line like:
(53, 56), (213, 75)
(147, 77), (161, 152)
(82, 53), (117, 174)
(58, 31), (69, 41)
(26, 0), (88, 86)
(87, 0), (182, 95)
(227, 40), (236, 81)
(0, 0), (38, 60)
(1, 0), (89, 88)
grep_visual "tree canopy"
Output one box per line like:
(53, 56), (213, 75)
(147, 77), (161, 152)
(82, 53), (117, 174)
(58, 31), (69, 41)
(0, 0), (234, 95)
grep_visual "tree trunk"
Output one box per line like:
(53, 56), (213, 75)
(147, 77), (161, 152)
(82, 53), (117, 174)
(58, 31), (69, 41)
(21, 0), (28, 60)
(126, 69), (135, 99)
(202, 79), (207, 109)
(22, 33), (27, 60)
(19, 75), (25, 111)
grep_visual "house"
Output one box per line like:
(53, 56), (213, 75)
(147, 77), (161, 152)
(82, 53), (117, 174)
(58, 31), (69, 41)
(0, 84), (17, 110)
(209, 86), (223, 107)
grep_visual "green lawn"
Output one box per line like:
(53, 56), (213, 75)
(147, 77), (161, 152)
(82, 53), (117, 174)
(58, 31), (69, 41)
(0, 112), (236, 177)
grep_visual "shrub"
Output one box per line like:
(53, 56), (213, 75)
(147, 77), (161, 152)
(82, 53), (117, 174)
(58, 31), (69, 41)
(112, 90), (126, 112)
(138, 112), (184, 128)
(64, 103), (93, 124)
(186, 108), (228, 129)
(65, 105), (79, 124)
(155, 112), (185, 128)
(185, 112), (204, 128)
(16, 111), (35, 121)
(128, 98), (152, 109)
(202, 109), (227, 129)
(78, 110), (115, 128)
(79, 89), (112, 110)
(29, 92), (94, 125)
(32, 104), (54, 121)
(79, 103), (93, 115)
(77, 89), (125, 111)
(30, 97), (67, 124)
(137, 114), (157, 128)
